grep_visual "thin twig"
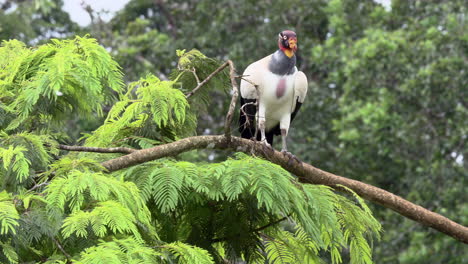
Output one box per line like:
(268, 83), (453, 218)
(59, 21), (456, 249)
(211, 215), (289, 243)
(239, 101), (257, 128)
(53, 237), (72, 261)
(80, 1), (95, 23)
(58, 144), (136, 154)
(235, 75), (258, 88)
(224, 60), (239, 142)
(185, 61), (230, 98)
(29, 181), (49, 192)
(253, 215), (290, 233)
(191, 67), (201, 85)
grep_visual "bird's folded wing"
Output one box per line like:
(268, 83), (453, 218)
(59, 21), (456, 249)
(294, 71), (308, 103)
(240, 56), (271, 99)
(290, 71), (308, 122)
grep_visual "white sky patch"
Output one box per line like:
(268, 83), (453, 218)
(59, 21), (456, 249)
(451, 152), (464, 165)
(64, 0), (392, 26)
(63, 0), (130, 26)
(373, 0), (391, 11)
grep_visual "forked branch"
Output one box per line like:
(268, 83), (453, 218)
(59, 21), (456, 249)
(185, 61), (230, 98)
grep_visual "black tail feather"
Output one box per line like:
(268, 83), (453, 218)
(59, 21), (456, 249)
(265, 131), (274, 145)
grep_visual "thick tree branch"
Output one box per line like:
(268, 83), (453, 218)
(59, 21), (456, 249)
(97, 135), (468, 243)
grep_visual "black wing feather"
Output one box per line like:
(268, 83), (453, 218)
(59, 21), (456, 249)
(290, 100), (303, 122)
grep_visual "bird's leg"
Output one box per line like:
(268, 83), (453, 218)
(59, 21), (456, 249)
(280, 128), (301, 165)
(257, 103), (271, 149)
(259, 119), (271, 148)
(257, 102), (273, 155)
(258, 120), (273, 154)
(280, 128), (288, 153)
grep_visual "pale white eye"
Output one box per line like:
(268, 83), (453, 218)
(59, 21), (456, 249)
(283, 36), (287, 40)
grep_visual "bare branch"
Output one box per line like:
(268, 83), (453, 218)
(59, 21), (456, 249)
(80, 1), (95, 23)
(53, 237), (71, 261)
(239, 101), (257, 129)
(235, 75), (258, 88)
(29, 181), (49, 192)
(58, 144), (136, 154)
(224, 60), (239, 141)
(191, 67), (201, 85)
(253, 215), (290, 233)
(185, 61), (230, 98)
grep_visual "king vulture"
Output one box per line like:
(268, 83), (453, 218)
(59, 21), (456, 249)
(238, 30), (308, 158)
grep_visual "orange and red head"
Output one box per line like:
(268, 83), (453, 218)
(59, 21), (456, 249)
(278, 30), (297, 57)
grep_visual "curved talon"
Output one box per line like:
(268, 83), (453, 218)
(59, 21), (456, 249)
(262, 140), (271, 148)
(260, 140), (273, 154)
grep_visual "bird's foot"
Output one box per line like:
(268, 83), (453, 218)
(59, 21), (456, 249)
(260, 140), (273, 154)
(281, 150), (301, 166)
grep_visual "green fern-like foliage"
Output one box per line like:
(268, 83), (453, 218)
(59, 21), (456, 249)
(255, 226), (324, 264)
(80, 49), (230, 149)
(0, 38), (384, 264)
(75, 237), (161, 264)
(61, 200), (142, 240)
(172, 49), (231, 116)
(45, 169), (152, 230)
(0, 240), (18, 264)
(0, 145), (30, 184)
(122, 153), (381, 263)
(163, 241), (215, 264)
(75, 237), (214, 264)
(0, 36), (123, 131)
(0, 191), (19, 235)
(0, 132), (58, 169)
(335, 186), (381, 264)
(0, 131), (59, 192)
(83, 74), (193, 147)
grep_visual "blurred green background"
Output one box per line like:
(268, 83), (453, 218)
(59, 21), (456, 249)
(1, 0), (466, 263)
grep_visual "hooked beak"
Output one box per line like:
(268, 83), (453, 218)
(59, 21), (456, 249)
(289, 39), (297, 51)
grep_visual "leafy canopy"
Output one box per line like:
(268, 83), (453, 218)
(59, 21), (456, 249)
(0, 36), (123, 132)
(0, 36), (381, 263)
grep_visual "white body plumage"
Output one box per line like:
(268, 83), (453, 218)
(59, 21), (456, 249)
(240, 54), (308, 133)
(239, 31), (308, 154)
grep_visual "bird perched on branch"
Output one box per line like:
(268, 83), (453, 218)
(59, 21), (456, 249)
(238, 30), (308, 160)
